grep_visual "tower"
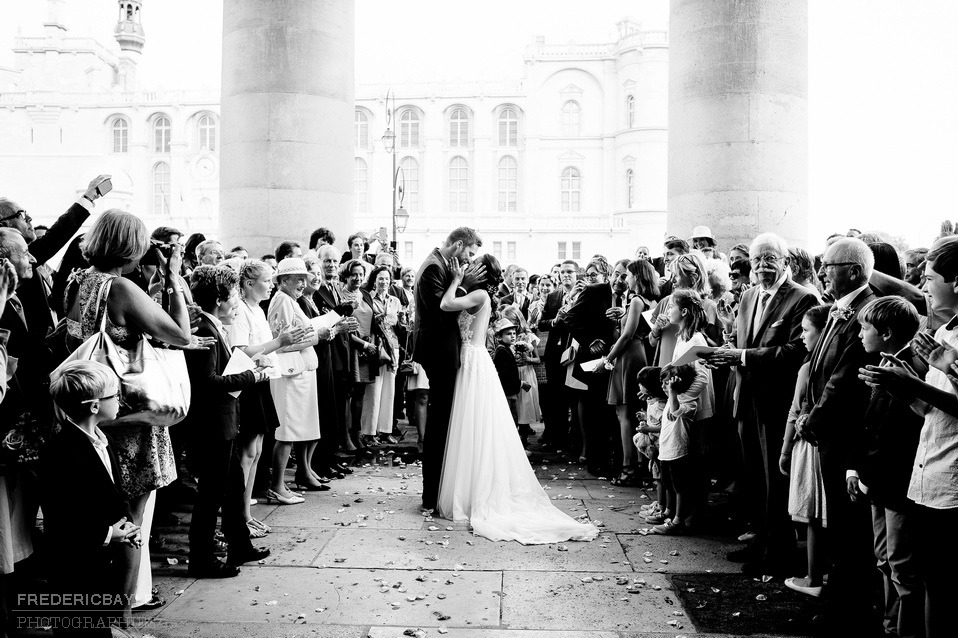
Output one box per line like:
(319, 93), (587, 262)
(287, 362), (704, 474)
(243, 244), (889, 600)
(114, 1), (145, 90)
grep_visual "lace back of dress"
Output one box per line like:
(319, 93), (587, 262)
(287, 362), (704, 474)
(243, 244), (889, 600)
(458, 296), (491, 347)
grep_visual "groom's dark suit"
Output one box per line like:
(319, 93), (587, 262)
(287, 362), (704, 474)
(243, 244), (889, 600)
(412, 248), (461, 510)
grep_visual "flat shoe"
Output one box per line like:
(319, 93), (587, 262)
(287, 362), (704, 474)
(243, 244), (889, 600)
(228, 546), (271, 566)
(266, 489), (305, 505)
(784, 577), (822, 597)
(188, 559), (240, 579)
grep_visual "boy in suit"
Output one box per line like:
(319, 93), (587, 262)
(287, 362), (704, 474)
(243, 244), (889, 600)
(493, 319), (523, 427)
(44, 360), (141, 636)
(186, 265), (270, 578)
(850, 296), (925, 638)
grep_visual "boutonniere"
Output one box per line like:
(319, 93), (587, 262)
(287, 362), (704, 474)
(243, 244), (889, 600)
(830, 306), (855, 322)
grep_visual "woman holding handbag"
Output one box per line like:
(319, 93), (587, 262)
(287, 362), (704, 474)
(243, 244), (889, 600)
(64, 209), (193, 622)
(340, 259), (379, 449)
(360, 266), (401, 445)
(267, 258), (325, 502)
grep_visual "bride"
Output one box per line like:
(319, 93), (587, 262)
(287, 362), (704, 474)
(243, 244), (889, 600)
(436, 254), (599, 544)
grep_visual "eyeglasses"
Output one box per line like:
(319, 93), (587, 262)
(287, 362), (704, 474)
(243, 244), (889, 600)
(584, 272), (600, 280)
(820, 261), (858, 270)
(750, 254), (783, 266)
(0, 209), (30, 223)
(81, 392), (119, 404)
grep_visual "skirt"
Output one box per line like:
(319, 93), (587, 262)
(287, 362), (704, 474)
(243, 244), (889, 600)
(516, 364), (541, 424)
(788, 439), (828, 527)
(406, 363), (430, 391)
(270, 372), (321, 442)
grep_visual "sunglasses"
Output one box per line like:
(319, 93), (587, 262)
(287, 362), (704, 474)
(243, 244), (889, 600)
(0, 209), (30, 223)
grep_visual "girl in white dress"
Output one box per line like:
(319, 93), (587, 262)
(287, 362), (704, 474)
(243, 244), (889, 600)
(436, 254), (599, 544)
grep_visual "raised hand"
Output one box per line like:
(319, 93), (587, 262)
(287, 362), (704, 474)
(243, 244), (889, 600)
(913, 331), (958, 373)
(459, 262), (486, 290)
(84, 174), (112, 201)
(278, 325), (308, 347)
(0, 259), (17, 314)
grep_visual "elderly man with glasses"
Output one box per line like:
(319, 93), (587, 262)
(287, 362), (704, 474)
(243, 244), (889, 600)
(707, 233), (817, 575)
(804, 237), (880, 628)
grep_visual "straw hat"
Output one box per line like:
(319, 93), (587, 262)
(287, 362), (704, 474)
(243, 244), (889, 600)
(494, 318), (517, 334)
(689, 225), (714, 241)
(273, 257), (308, 281)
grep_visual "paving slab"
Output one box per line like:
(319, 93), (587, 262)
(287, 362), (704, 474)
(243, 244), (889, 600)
(582, 481), (650, 501)
(252, 527), (337, 567)
(143, 620), (367, 637)
(315, 529), (631, 572)
(263, 494), (428, 530)
(579, 499), (651, 534)
(501, 571), (691, 633)
(368, 629), (621, 638)
(620, 534), (740, 574)
(156, 566), (501, 628)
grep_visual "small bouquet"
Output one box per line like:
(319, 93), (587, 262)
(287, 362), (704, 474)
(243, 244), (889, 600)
(1, 412), (59, 471)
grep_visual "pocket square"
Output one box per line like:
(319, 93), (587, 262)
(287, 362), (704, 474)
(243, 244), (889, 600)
(771, 320), (784, 327)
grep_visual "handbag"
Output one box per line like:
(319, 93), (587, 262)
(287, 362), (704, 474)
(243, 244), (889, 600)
(53, 277), (191, 428)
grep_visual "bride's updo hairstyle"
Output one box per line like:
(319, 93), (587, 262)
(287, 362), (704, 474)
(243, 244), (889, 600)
(465, 253), (503, 312)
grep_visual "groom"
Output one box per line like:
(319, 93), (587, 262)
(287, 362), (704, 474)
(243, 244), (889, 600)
(412, 227), (485, 512)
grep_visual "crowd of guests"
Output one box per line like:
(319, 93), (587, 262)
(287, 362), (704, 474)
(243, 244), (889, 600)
(1, 176), (956, 636)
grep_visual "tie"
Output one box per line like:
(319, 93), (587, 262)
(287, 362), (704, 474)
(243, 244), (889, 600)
(811, 314), (838, 372)
(751, 290), (771, 338)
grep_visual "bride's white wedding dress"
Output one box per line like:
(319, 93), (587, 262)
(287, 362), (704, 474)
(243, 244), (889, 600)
(437, 297), (599, 544)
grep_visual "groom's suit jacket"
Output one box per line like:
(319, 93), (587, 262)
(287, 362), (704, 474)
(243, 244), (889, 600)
(412, 248), (461, 375)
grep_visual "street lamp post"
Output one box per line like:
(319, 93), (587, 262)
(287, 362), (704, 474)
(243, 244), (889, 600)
(382, 92), (409, 250)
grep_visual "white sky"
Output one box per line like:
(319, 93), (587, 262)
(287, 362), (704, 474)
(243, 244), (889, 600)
(1, 0), (956, 250)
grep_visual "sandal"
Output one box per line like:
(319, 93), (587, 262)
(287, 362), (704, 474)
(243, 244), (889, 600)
(249, 518), (271, 533)
(247, 521), (267, 538)
(611, 469), (639, 487)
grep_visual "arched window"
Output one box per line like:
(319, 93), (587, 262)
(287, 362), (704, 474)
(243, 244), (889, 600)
(626, 169), (635, 208)
(627, 95), (635, 128)
(497, 156), (518, 212)
(399, 110), (420, 148)
(561, 101), (580, 136)
(354, 158), (368, 214)
(399, 157), (420, 212)
(560, 167), (580, 212)
(112, 119), (128, 153)
(154, 116), (170, 153)
(198, 115), (216, 151)
(449, 108), (469, 148)
(153, 162), (170, 216)
(448, 156), (468, 213)
(498, 108), (518, 146)
(355, 110), (368, 148)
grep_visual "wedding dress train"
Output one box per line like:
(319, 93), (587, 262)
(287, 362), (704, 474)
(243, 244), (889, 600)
(437, 297), (599, 544)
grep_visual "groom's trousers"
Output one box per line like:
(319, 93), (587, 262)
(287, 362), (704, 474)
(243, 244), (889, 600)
(421, 364), (456, 510)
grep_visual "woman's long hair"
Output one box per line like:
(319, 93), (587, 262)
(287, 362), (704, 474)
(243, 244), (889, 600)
(671, 288), (708, 341)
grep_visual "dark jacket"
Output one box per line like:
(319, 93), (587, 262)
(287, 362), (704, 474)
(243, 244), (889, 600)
(184, 313), (257, 441)
(412, 248), (460, 375)
(564, 283), (614, 387)
(500, 291), (531, 321)
(314, 283), (350, 373)
(804, 287), (880, 477)
(493, 344), (521, 396)
(853, 346), (928, 508)
(40, 422), (130, 575)
(732, 279), (817, 428)
(538, 288), (571, 365)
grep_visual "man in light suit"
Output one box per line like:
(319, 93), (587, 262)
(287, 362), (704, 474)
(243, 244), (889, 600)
(708, 233), (816, 575)
(412, 227), (484, 512)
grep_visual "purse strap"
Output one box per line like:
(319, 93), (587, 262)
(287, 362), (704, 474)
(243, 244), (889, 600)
(93, 276), (116, 335)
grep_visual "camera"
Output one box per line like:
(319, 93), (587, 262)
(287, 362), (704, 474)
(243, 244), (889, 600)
(140, 240), (175, 267)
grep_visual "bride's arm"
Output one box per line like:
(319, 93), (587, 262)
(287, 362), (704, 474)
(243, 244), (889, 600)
(440, 262), (486, 312)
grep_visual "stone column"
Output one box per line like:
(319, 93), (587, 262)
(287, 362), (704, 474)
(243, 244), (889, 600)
(220, 0), (354, 257)
(667, 0), (808, 251)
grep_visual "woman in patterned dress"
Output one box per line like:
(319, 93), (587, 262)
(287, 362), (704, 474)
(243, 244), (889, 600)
(65, 210), (193, 621)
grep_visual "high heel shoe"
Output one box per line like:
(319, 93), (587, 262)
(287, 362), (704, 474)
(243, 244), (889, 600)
(265, 489), (305, 505)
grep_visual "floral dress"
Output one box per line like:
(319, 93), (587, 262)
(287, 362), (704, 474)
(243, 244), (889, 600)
(66, 270), (176, 498)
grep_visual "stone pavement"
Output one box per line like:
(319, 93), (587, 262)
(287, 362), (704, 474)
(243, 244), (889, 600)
(137, 456), (804, 638)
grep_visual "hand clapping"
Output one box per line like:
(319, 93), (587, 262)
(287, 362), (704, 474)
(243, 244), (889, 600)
(912, 331), (958, 373)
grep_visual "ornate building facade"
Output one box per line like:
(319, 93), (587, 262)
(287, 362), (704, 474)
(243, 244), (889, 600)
(1, 2), (668, 270)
